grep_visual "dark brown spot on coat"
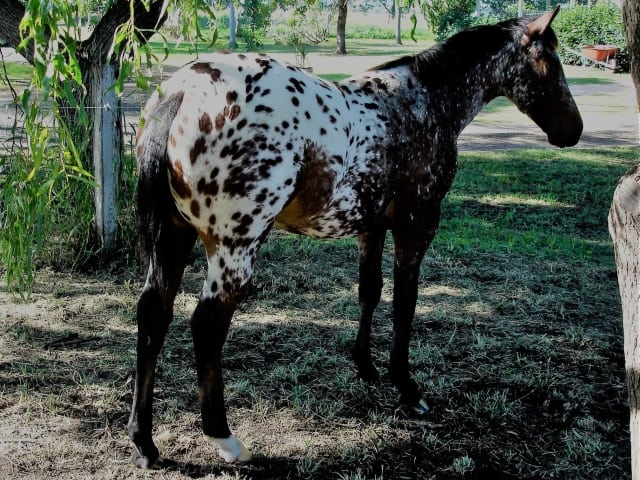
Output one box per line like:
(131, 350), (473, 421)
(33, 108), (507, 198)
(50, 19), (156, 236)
(191, 62), (222, 82)
(190, 137), (207, 165)
(197, 177), (219, 196)
(198, 229), (220, 257)
(190, 199), (201, 218)
(215, 113), (225, 131)
(170, 161), (192, 199)
(199, 113), (213, 134)
(275, 144), (336, 232)
(226, 91), (238, 105)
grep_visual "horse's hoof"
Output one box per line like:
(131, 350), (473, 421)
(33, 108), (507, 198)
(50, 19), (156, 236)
(132, 451), (160, 469)
(412, 398), (430, 415)
(207, 434), (252, 463)
(356, 363), (380, 383)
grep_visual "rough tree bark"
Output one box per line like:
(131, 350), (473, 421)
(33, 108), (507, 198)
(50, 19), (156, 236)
(609, 0), (640, 478)
(610, 167), (640, 479)
(76, 0), (168, 252)
(336, 0), (348, 55)
(0, 0), (168, 253)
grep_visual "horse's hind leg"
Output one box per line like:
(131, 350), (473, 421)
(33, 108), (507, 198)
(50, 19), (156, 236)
(189, 234), (268, 463)
(190, 293), (251, 462)
(128, 223), (197, 468)
(352, 231), (386, 382)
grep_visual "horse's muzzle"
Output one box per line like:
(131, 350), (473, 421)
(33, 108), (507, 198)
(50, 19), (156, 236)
(546, 108), (583, 148)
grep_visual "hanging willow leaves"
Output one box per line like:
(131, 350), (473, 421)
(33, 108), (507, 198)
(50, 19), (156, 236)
(0, 0), (216, 298)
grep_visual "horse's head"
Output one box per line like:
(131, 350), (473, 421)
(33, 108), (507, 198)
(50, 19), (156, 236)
(505, 7), (583, 148)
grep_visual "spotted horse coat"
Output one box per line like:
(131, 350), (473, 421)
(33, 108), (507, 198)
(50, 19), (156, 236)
(128, 7), (582, 466)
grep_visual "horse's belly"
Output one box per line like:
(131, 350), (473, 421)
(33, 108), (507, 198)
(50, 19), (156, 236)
(275, 187), (368, 239)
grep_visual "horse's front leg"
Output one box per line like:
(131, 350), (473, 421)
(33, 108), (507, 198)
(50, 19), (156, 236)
(390, 212), (440, 414)
(352, 230), (386, 382)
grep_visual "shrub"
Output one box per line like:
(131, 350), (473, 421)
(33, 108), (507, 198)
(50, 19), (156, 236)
(423, 0), (476, 41)
(347, 25), (396, 40)
(553, 5), (629, 72)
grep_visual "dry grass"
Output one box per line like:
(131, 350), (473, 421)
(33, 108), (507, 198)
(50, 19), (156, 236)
(0, 146), (637, 479)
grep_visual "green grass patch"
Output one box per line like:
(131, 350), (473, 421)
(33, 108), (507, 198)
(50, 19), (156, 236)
(478, 96), (513, 114)
(1, 61), (32, 83)
(435, 147), (636, 261)
(318, 73), (352, 82)
(568, 76), (616, 86)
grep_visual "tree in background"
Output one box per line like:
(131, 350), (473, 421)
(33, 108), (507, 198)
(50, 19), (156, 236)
(422, 0), (475, 40)
(336, 0), (349, 54)
(270, 2), (334, 67)
(608, 0), (640, 477)
(236, 0), (275, 49)
(0, 0), (212, 295)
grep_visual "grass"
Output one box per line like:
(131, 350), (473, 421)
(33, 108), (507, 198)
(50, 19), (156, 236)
(437, 149), (627, 260)
(0, 61), (32, 82)
(1, 146), (636, 479)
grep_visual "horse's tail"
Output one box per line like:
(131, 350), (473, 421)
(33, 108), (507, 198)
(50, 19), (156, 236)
(136, 91), (185, 268)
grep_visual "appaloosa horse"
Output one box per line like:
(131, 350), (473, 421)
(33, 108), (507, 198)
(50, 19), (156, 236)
(128, 8), (582, 466)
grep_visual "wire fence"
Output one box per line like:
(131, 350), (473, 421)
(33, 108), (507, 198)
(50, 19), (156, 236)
(0, 87), (151, 158)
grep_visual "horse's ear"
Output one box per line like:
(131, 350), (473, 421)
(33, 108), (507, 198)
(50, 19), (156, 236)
(522, 6), (560, 46)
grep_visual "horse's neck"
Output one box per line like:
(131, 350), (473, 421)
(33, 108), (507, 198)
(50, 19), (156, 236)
(445, 65), (502, 135)
(413, 43), (512, 136)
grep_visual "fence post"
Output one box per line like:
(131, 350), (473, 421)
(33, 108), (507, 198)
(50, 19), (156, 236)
(92, 62), (121, 254)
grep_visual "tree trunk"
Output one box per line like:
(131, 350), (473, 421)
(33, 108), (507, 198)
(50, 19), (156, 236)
(394, 1), (402, 46)
(612, 1), (640, 478)
(624, 0), (640, 110)
(78, 0), (167, 253)
(610, 168), (640, 479)
(0, 0), (169, 254)
(0, 0), (37, 63)
(336, 0), (348, 55)
(229, 4), (237, 49)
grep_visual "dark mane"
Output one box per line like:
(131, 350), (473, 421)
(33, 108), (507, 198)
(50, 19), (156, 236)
(370, 16), (553, 89)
